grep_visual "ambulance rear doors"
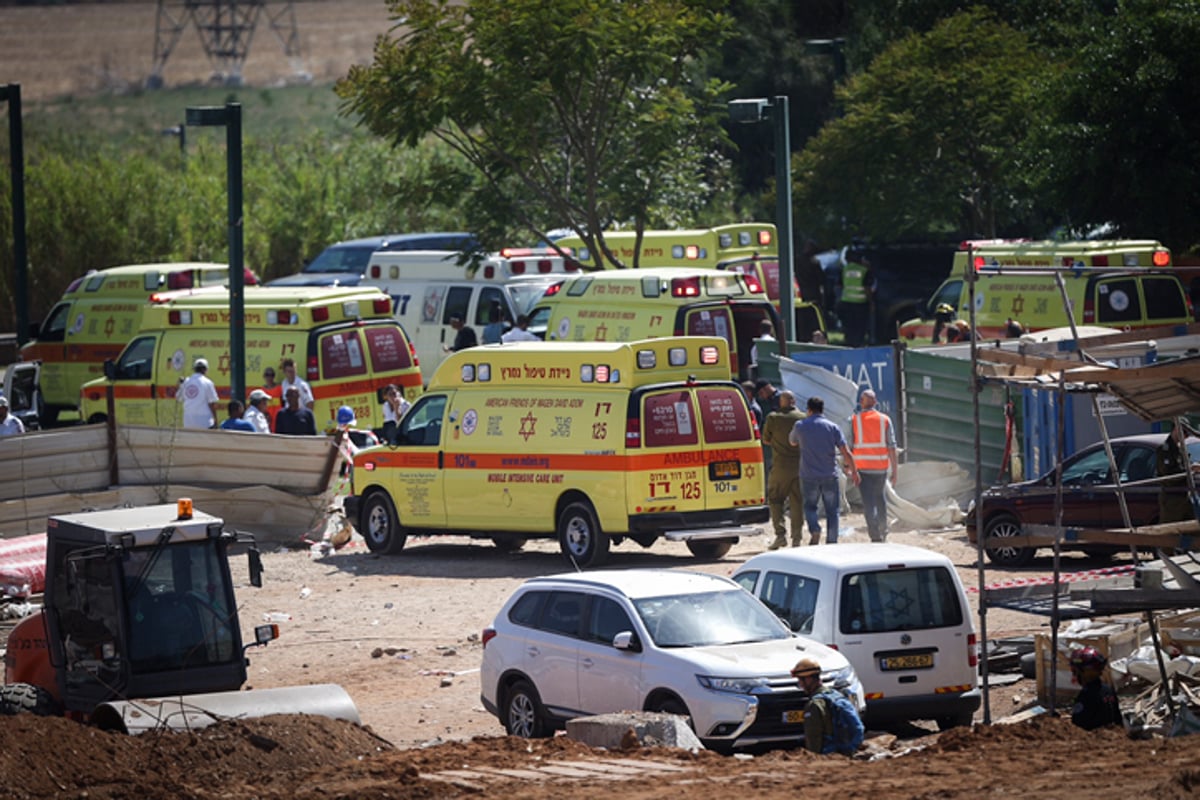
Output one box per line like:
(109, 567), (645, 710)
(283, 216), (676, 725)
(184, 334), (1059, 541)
(627, 381), (764, 526)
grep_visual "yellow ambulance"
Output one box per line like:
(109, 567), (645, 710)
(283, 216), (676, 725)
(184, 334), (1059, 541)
(556, 223), (825, 339)
(527, 267), (781, 381)
(346, 337), (768, 567)
(897, 239), (1193, 340)
(19, 263), (254, 425)
(78, 285), (422, 429)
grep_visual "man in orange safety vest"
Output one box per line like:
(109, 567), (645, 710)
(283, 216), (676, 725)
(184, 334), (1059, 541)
(851, 389), (898, 542)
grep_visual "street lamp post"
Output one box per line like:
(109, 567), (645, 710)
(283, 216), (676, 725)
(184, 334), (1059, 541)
(185, 102), (246, 404)
(1, 84), (29, 346)
(729, 96), (795, 347)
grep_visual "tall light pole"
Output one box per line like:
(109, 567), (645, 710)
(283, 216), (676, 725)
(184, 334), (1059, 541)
(185, 102), (246, 403)
(729, 96), (795, 346)
(1, 84), (29, 345)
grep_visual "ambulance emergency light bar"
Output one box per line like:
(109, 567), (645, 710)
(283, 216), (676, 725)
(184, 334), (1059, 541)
(164, 298), (388, 326)
(455, 345), (720, 384)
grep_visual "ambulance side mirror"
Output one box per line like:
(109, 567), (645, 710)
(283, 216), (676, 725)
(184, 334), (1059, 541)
(103, 360), (116, 381)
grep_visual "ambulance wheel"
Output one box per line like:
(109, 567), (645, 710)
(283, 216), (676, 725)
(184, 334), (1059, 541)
(87, 412), (108, 425)
(686, 538), (734, 560)
(361, 492), (408, 555)
(491, 536), (526, 554)
(0, 683), (60, 717)
(557, 501), (609, 568)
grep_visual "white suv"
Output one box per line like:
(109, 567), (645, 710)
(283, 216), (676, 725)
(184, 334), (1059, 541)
(480, 569), (863, 751)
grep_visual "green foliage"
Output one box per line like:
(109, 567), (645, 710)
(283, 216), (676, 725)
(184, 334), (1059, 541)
(1033, 0), (1200, 252)
(792, 9), (1052, 242)
(337, 0), (737, 265)
(0, 111), (478, 332)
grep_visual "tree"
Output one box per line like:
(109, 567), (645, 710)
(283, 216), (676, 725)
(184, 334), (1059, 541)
(336, 0), (735, 266)
(791, 9), (1052, 242)
(1034, 0), (1200, 253)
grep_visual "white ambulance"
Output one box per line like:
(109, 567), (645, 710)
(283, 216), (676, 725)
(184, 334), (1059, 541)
(360, 248), (579, 373)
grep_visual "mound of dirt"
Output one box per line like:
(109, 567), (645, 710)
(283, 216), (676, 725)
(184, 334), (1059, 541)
(3, 712), (1199, 800)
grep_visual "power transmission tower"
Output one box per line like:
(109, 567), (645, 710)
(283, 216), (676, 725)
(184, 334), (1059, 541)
(148, 0), (308, 89)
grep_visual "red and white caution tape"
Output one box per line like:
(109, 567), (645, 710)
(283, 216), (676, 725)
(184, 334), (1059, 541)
(968, 564), (1135, 593)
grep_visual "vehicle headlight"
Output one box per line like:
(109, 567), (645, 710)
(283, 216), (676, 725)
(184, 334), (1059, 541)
(826, 666), (858, 691)
(697, 675), (771, 694)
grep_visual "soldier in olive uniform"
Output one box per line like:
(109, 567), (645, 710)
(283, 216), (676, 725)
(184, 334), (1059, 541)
(762, 390), (805, 549)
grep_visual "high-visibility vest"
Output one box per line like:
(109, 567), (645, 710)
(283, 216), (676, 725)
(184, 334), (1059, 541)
(852, 409), (891, 471)
(841, 262), (869, 304)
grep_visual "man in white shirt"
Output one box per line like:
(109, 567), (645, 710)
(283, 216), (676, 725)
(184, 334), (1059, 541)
(178, 358), (219, 429)
(279, 357), (314, 409)
(244, 389), (273, 433)
(0, 397), (25, 437)
(501, 314), (540, 343)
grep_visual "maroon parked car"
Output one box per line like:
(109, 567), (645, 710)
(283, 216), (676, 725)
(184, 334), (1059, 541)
(966, 434), (1200, 566)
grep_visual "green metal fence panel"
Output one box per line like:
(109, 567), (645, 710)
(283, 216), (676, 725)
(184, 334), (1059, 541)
(900, 349), (1016, 482)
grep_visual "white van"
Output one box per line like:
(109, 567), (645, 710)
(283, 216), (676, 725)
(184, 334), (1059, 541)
(732, 543), (979, 728)
(361, 248), (578, 373)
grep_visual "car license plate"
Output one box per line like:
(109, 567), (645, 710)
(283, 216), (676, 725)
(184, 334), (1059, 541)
(782, 709), (805, 724)
(879, 653), (934, 671)
(709, 460), (741, 480)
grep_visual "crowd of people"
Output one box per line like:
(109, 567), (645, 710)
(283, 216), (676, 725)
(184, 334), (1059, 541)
(173, 354), (411, 448)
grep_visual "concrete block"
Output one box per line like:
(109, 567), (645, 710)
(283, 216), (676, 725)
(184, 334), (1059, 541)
(565, 711), (705, 751)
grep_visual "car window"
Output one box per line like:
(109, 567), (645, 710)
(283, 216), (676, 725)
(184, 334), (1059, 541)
(1141, 276), (1187, 319)
(1120, 445), (1158, 483)
(1095, 278), (1142, 324)
(1060, 447), (1113, 486)
(585, 597), (634, 645)
(927, 280), (963, 315)
(476, 287), (504, 327)
(838, 567), (963, 635)
(305, 245), (373, 275)
(758, 571), (820, 635)
(319, 330), (368, 380)
(731, 571), (758, 593)
(539, 591), (585, 637)
(633, 589), (789, 647)
(442, 286), (472, 325)
(508, 591), (545, 627)
(397, 394), (446, 446)
(38, 303), (71, 343)
(115, 336), (157, 380)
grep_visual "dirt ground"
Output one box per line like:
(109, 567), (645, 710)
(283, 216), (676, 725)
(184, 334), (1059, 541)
(4, 521), (1199, 799)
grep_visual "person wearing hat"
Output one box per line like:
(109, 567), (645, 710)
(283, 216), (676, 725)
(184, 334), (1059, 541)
(444, 312), (478, 353)
(178, 357), (219, 429)
(792, 657), (864, 755)
(0, 396), (25, 437)
(244, 389), (272, 434)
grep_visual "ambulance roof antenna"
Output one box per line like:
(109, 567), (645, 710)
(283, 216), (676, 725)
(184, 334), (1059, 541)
(147, 0), (310, 90)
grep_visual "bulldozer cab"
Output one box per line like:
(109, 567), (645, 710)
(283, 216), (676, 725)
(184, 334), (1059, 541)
(44, 504), (250, 714)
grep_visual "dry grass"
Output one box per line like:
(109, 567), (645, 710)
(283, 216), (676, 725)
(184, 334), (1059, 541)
(0, 0), (396, 102)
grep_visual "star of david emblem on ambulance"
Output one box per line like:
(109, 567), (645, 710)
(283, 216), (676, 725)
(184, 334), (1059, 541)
(518, 412), (537, 441)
